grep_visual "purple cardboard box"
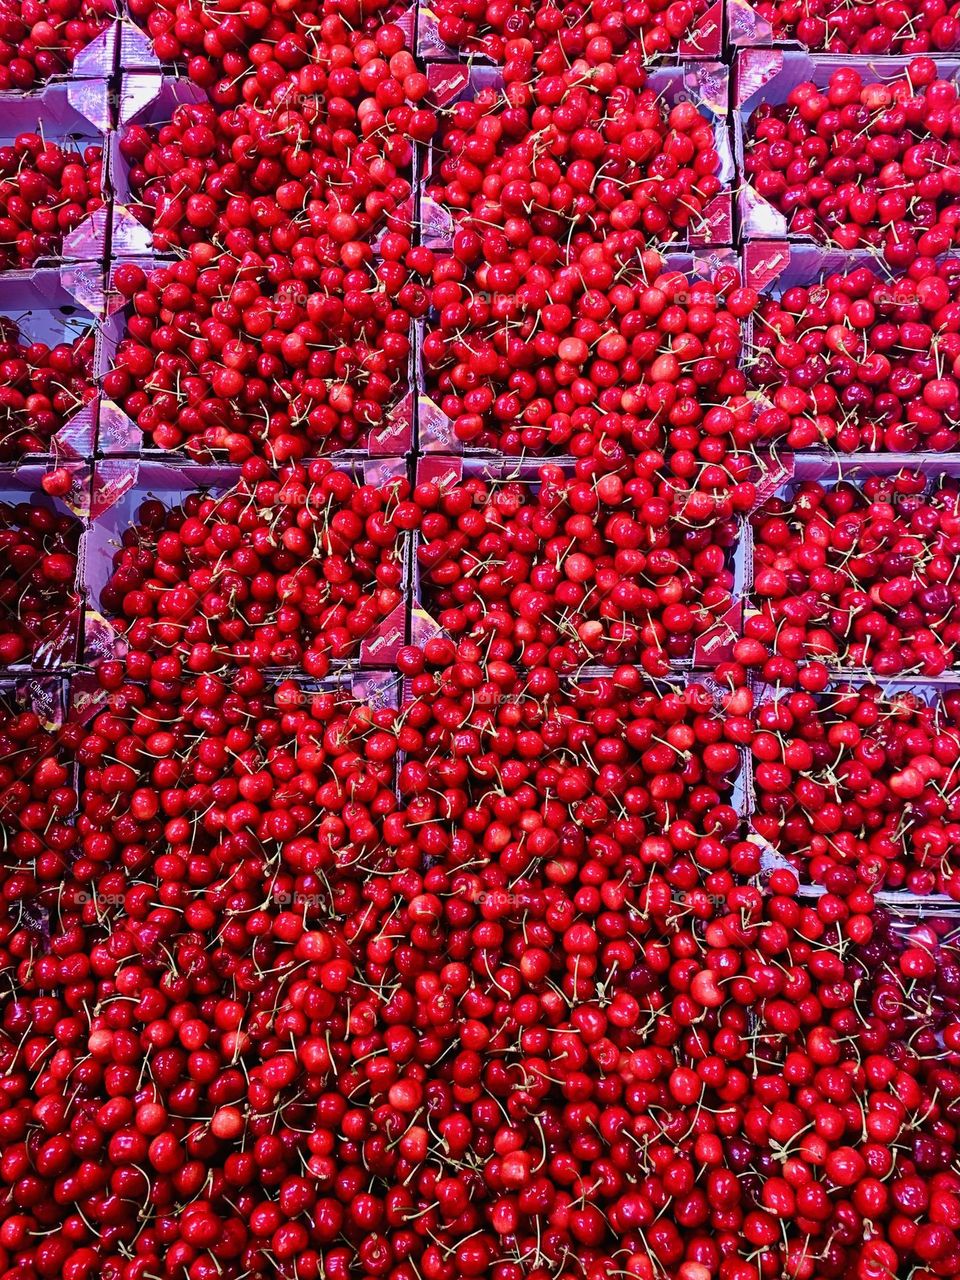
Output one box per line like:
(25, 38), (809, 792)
(0, 461), (89, 671)
(410, 453), (747, 668)
(420, 61), (733, 252)
(416, 248), (742, 454)
(417, 0), (723, 60)
(0, 269), (102, 460)
(96, 254), (415, 458)
(82, 456), (411, 668)
(0, 80), (109, 267)
(734, 52), (960, 241)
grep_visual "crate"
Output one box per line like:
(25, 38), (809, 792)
(0, 80), (110, 268)
(399, 662), (752, 820)
(420, 60), (733, 251)
(417, 0), (723, 60)
(734, 52), (960, 242)
(746, 677), (960, 897)
(743, 242), (960, 459)
(95, 255), (416, 458)
(0, 462), (89, 671)
(0, 269), (101, 461)
(727, 0), (960, 51)
(416, 247), (742, 454)
(81, 457), (411, 668)
(110, 74), (420, 256)
(410, 453), (747, 668)
(116, 1), (415, 70)
(745, 450), (960, 678)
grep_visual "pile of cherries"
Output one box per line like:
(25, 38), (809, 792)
(739, 470), (960, 681)
(70, 667), (400, 908)
(118, 27), (432, 255)
(397, 649), (745, 840)
(427, 0), (712, 61)
(0, 496), (81, 667)
(752, 259), (960, 453)
(427, 49), (723, 246)
(752, 683), (960, 897)
(745, 59), (960, 265)
(98, 459), (409, 675)
(0, 135), (103, 270)
(422, 236), (757, 461)
(0, 0), (113, 88)
(744, 0), (960, 50)
(103, 241), (431, 460)
(7, 0), (960, 1276)
(0, 320), (95, 458)
(2, 644), (760, 1280)
(124, 0), (422, 106)
(717, 877), (960, 1277)
(413, 464), (741, 674)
